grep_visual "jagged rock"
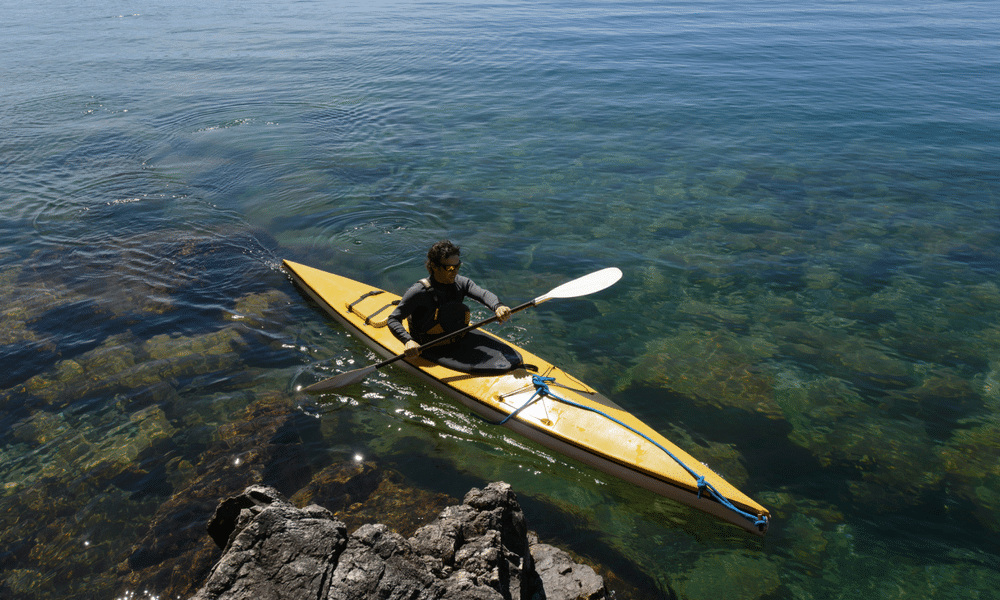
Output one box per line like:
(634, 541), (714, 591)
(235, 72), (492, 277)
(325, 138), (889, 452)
(529, 535), (607, 600)
(195, 485), (346, 600)
(192, 482), (609, 600)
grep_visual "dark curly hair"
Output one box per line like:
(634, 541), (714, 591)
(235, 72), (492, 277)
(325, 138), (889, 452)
(425, 240), (460, 275)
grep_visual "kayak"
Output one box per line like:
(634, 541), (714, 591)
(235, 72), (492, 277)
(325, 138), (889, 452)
(283, 260), (770, 535)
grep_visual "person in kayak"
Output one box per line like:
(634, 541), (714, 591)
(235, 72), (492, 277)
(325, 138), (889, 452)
(388, 240), (512, 358)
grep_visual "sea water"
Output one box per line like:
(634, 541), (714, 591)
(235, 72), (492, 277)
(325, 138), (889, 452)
(2, 0), (999, 598)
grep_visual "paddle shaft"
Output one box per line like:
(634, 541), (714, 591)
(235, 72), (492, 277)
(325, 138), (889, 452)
(301, 267), (621, 392)
(369, 298), (536, 371)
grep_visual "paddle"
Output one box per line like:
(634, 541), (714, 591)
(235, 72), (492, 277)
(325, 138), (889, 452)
(302, 267), (623, 393)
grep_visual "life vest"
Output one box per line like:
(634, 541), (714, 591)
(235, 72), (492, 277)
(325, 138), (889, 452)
(408, 278), (470, 343)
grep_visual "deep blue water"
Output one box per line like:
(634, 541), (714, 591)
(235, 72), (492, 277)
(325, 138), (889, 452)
(3, 0), (1000, 598)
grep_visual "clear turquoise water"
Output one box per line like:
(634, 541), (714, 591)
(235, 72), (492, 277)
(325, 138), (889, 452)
(3, 0), (999, 598)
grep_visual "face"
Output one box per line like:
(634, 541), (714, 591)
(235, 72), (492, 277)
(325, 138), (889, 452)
(431, 254), (461, 284)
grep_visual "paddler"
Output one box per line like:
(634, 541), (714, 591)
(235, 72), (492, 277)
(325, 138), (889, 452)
(387, 240), (512, 358)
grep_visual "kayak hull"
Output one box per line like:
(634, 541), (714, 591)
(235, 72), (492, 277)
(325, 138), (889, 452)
(284, 259), (770, 535)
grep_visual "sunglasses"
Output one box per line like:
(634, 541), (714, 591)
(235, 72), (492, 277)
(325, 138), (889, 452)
(435, 260), (461, 272)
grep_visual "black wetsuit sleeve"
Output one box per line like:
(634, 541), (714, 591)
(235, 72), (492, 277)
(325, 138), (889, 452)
(387, 283), (425, 344)
(460, 276), (504, 311)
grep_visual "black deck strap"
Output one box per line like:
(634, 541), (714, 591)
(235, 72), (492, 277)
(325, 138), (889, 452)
(365, 300), (399, 325)
(348, 290), (384, 314)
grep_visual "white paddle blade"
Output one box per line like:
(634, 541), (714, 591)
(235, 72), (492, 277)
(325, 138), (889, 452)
(535, 267), (622, 303)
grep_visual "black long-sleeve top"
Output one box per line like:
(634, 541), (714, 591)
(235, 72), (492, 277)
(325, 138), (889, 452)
(387, 275), (504, 344)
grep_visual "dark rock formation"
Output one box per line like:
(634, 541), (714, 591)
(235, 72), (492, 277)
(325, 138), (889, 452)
(529, 534), (608, 600)
(192, 482), (609, 600)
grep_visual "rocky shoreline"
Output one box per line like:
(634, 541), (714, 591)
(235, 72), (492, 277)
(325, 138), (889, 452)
(192, 482), (609, 600)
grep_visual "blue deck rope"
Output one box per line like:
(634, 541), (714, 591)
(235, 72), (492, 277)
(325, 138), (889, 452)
(479, 378), (547, 426)
(484, 374), (768, 531)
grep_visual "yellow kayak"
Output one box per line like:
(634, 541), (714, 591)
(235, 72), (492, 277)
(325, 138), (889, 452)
(284, 259), (770, 535)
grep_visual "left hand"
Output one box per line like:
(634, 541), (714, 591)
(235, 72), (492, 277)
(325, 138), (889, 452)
(495, 305), (512, 323)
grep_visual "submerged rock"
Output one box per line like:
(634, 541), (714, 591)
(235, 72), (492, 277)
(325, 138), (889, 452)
(192, 482), (609, 600)
(116, 389), (305, 597)
(672, 550), (782, 600)
(6, 326), (248, 411)
(226, 289), (294, 331)
(775, 369), (944, 510)
(775, 322), (913, 389)
(619, 328), (782, 417)
(291, 462), (455, 538)
(938, 415), (1000, 532)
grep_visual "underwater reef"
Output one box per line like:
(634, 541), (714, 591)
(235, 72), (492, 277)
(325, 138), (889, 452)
(3, 220), (1000, 599)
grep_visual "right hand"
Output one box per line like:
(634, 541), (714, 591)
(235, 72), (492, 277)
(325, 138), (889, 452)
(495, 305), (512, 323)
(404, 340), (421, 358)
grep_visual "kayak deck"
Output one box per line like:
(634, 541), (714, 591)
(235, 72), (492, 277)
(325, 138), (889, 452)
(283, 259), (770, 535)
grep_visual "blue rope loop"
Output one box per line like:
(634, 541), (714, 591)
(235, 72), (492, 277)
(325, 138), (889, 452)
(532, 374), (555, 395)
(480, 373), (769, 532)
(476, 374), (556, 426)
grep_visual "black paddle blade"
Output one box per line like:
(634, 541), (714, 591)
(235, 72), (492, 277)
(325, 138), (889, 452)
(302, 365), (377, 392)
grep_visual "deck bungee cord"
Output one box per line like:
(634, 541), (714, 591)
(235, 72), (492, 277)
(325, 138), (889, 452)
(481, 373), (769, 533)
